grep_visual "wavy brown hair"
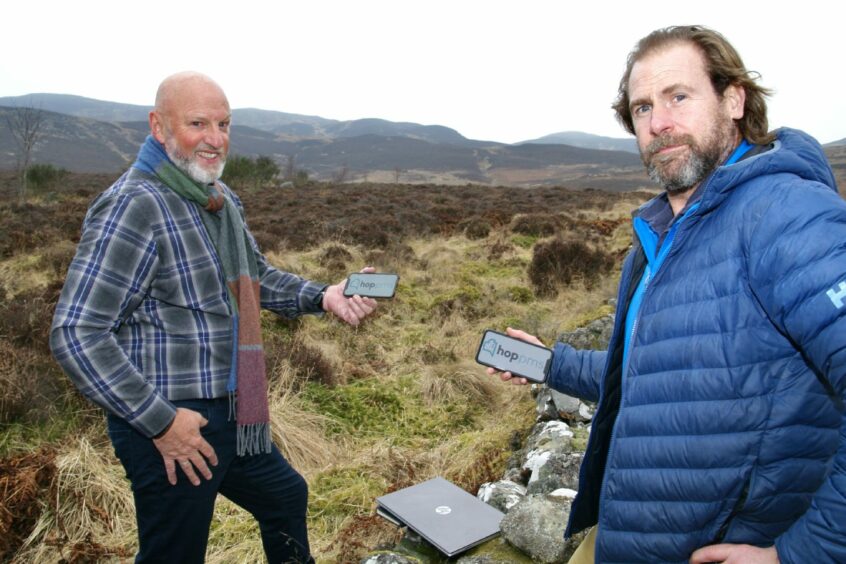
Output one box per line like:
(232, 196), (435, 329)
(612, 25), (775, 144)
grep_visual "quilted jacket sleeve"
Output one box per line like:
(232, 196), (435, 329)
(746, 180), (846, 563)
(548, 342), (607, 403)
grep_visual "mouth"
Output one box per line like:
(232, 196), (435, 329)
(196, 150), (220, 162)
(657, 144), (685, 154)
(648, 141), (689, 163)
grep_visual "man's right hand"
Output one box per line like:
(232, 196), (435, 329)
(152, 407), (218, 486)
(485, 327), (546, 386)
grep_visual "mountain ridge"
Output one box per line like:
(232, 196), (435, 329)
(0, 93), (648, 189)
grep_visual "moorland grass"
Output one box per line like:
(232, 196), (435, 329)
(0, 175), (649, 562)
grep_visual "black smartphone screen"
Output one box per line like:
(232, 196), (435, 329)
(343, 273), (399, 298)
(475, 329), (552, 383)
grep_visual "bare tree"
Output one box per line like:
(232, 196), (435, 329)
(5, 103), (45, 201)
(332, 163), (349, 185)
(284, 154), (296, 180)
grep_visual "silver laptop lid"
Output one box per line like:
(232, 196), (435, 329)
(376, 476), (504, 557)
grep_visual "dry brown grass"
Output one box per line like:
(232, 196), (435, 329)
(0, 173), (651, 562)
(12, 435), (135, 563)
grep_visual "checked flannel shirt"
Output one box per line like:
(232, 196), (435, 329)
(50, 168), (326, 438)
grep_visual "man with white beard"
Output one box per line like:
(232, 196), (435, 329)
(51, 72), (377, 563)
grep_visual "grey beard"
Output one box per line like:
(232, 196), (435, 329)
(164, 139), (226, 184)
(647, 148), (720, 195)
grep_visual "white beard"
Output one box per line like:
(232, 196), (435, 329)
(164, 137), (226, 184)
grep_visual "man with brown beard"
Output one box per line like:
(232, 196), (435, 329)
(491, 26), (846, 563)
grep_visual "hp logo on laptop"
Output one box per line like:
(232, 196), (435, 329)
(435, 505), (452, 515)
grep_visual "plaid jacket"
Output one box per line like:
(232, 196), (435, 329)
(50, 168), (325, 437)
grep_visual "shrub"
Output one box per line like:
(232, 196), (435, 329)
(0, 342), (70, 425)
(0, 448), (57, 559)
(528, 238), (615, 296)
(39, 240), (78, 277)
(364, 242), (416, 271)
(460, 219), (491, 240)
(318, 244), (354, 279)
(430, 285), (483, 319)
(287, 338), (337, 388)
(221, 154), (280, 190)
(0, 281), (62, 353)
(510, 213), (561, 237)
(25, 164), (68, 195)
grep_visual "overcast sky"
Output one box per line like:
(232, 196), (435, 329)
(3, 1), (844, 145)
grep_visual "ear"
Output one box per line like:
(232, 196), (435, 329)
(723, 84), (746, 120)
(149, 110), (167, 144)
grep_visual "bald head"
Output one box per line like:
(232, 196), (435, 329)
(154, 71), (229, 116)
(149, 72), (231, 184)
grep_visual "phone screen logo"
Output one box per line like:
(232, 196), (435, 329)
(481, 337), (499, 357)
(481, 336), (544, 371)
(348, 278), (382, 291)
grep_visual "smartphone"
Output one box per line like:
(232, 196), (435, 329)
(343, 273), (399, 298)
(475, 329), (553, 383)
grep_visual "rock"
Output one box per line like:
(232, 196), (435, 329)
(477, 480), (527, 512)
(525, 420), (574, 453)
(526, 452), (583, 495)
(548, 488), (578, 501)
(578, 402), (595, 421)
(456, 537), (534, 563)
(360, 553), (422, 564)
(557, 314), (615, 350)
(534, 387), (560, 421)
(522, 449), (552, 486)
(549, 390), (594, 423)
(500, 495), (583, 563)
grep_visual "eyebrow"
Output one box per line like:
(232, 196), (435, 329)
(629, 82), (691, 112)
(186, 113), (232, 122)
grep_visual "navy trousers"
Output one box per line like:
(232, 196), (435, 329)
(107, 398), (313, 563)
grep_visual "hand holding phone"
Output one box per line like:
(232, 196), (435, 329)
(343, 273), (399, 299)
(475, 329), (552, 383)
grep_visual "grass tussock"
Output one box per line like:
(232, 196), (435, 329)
(0, 173), (651, 562)
(529, 238), (616, 297)
(11, 435), (135, 563)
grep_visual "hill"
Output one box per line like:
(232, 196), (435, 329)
(0, 96), (649, 189)
(519, 131), (638, 153)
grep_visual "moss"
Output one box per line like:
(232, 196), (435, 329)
(459, 260), (523, 281)
(463, 537), (535, 562)
(571, 424), (590, 451)
(300, 376), (476, 442)
(429, 285), (483, 318)
(560, 303), (616, 333)
(505, 285), (534, 304)
(510, 234), (538, 249)
(310, 467), (387, 521)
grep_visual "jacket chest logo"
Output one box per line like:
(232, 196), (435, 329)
(827, 281), (846, 309)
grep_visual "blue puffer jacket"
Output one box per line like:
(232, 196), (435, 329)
(549, 128), (846, 563)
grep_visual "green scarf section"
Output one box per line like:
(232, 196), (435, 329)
(140, 136), (271, 456)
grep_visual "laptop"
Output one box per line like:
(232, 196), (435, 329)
(375, 476), (504, 557)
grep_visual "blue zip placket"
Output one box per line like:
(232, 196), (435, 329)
(590, 202), (701, 555)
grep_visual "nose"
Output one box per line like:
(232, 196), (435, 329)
(649, 102), (674, 136)
(205, 125), (226, 150)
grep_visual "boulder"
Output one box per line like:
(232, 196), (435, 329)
(477, 480), (527, 512)
(499, 494), (583, 563)
(526, 453), (583, 495)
